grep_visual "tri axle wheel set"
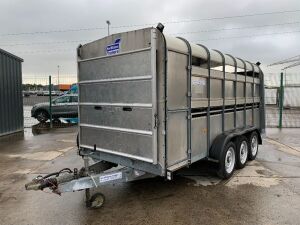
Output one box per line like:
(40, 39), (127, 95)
(218, 131), (259, 179)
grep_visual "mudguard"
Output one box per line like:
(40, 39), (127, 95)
(209, 127), (262, 161)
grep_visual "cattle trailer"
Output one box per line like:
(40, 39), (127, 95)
(25, 25), (265, 208)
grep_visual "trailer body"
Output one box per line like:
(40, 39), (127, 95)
(25, 27), (265, 208)
(77, 27), (265, 178)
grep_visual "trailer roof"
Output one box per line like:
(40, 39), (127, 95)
(79, 26), (260, 73)
(165, 35), (260, 73)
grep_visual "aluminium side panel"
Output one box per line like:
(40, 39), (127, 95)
(166, 50), (189, 167)
(191, 117), (207, 162)
(210, 114), (222, 143)
(191, 66), (209, 161)
(246, 109), (253, 126)
(167, 51), (188, 110)
(254, 108), (260, 127)
(224, 112), (234, 131)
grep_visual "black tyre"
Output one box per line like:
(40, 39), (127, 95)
(88, 193), (105, 209)
(36, 110), (49, 123)
(218, 141), (236, 179)
(248, 131), (259, 161)
(235, 136), (248, 169)
(53, 118), (61, 123)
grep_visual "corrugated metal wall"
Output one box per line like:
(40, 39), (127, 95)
(0, 48), (23, 136)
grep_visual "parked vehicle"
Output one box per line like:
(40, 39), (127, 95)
(36, 90), (60, 96)
(36, 90), (44, 96)
(31, 94), (78, 122)
(67, 84), (78, 94)
(29, 90), (37, 95)
(23, 91), (30, 97)
(26, 26), (265, 209)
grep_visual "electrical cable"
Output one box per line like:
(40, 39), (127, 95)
(195, 29), (300, 41)
(1, 39), (92, 47)
(2, 21), (300, 47)
(170, 21), (300, 35)
(8, 29), (300, 55)
(1, 9), (300, 37)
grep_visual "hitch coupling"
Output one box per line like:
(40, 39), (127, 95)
(25, 162), (117, 193)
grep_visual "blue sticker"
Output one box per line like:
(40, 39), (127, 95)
(106, 38), (121, 55)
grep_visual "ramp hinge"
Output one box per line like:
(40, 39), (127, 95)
(187, 115), (191, 119)
(187, 92), (191, 97)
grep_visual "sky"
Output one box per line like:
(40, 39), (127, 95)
(0, 0), (300, 84)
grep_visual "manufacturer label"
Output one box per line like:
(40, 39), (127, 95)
(99, 172), (122, 183)
(192, 79), (206, 86)
(106, 38), (121, 55)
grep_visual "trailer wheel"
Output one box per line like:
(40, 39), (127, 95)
(248, 131), (259, 161)
(235, 136), (248, 169)
(88, 193), (105, 209)
(218, 141), (236, 179)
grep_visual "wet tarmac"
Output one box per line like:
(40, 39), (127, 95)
(0, 127), (299, 225)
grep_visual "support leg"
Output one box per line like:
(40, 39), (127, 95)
(83, 156), (91, 207)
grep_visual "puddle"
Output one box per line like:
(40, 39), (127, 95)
(57, 146), (74, 153)
(226, 163), (280, 188)
(265, 138), (300, 157)
(13, 169), (32, 174)
(182, 161), (280, 188)
(58, 139), (76, 143)
(8, 147), (74, 161)
(184, 176), (221, 186)
(9, 151), (63, 161)
(256, 169), (273, 176)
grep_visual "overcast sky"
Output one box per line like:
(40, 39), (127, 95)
(1, 0), (300, 83)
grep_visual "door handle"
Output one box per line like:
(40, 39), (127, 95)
(94, 106), (102, 110)
(122, 107), (132, 111)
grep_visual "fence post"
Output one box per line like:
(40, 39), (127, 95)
(278, 72), (284, 128)
(49, 75), (53, 128)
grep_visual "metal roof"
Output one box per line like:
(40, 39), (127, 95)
(0, 48), (23, 62)
(268, 55), (300, 70)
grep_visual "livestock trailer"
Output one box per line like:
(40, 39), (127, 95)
(26, 25), (265, 208)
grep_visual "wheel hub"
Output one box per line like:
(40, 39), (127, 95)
(251, 136), (258, 156)
(225, 147), (235, 174)
(239, 141), (248, 164)
(89, 193), (105, 209)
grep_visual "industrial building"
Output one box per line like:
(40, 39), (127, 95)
(0, 48), (23, 137)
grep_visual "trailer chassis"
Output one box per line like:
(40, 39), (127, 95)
(25, 149), (155, 209)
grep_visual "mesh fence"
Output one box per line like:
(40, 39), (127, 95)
(23, 75), (77, 129)
(23, 73), (300, 129)
(265, 73), (300, 128)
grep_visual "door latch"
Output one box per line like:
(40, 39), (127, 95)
(154, 114), (159, 129)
